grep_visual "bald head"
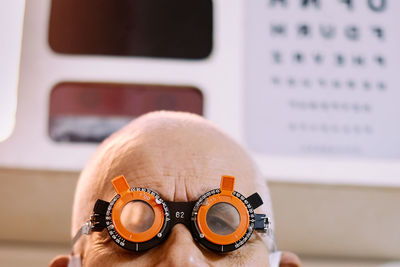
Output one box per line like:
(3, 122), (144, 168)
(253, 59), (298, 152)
(69, 111), (276, 266)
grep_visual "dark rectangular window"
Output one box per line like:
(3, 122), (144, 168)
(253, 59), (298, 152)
(48, 0), (213, 59)
(49, 82), (203, 143)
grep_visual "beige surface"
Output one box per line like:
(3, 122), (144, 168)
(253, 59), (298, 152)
(0, 167), (399, 263)
(269, 182), (400, 260)
(301, 257), (398, 267)
(0, 242), (68, 267)
(0, 168), (77, 243)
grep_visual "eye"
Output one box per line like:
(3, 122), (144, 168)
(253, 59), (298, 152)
(206, 216), (237, 235)
(120, 200), (155, 233)
(206, 202), (240, 235)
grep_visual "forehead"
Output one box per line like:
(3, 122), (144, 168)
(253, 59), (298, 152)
(95, 120), (257, 203)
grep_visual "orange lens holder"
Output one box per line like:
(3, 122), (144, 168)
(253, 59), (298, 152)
(111, 176), (165, 243)
(196, 175), (249, 245)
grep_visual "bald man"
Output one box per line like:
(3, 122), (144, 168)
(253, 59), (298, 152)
(50, 111), (301, 267)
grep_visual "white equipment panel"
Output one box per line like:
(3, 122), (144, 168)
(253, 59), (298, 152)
(244, 0), (400, 186)
(0, 0), (399, 186)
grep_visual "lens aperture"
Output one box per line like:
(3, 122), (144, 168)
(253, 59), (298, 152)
(206, 202), (240, 235)
(120, 200), (155, 233)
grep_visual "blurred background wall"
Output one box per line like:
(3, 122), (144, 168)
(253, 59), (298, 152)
(0, 0), (399, 266)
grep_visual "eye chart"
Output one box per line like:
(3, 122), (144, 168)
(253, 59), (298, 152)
(245, 0), (399, 159)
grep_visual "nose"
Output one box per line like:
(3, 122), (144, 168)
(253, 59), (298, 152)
(154, 224), (210, 267)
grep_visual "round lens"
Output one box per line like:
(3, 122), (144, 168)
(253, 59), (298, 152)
(206, 202), (240, 235)
(120, 200), (155, 233)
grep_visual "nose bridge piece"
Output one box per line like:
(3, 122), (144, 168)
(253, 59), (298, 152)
(165, 201), (197, 229)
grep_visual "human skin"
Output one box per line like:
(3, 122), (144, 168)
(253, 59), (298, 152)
(50, 111), (301, 267)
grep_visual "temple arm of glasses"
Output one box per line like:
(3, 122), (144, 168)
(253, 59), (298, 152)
(71, 199), (110, 248)
(71, 220), (93, 247)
